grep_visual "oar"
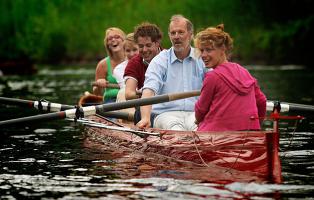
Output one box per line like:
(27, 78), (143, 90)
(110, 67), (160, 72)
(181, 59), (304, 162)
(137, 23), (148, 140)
(91, 82), (120, 89)
(0, 97), (133, 121)
(0, 90), (200, 126)
(0, 97), (73, 112)
(266, 101), (314, 113)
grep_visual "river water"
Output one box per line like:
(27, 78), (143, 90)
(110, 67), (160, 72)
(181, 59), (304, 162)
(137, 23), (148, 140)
(0, 65), (314, 199)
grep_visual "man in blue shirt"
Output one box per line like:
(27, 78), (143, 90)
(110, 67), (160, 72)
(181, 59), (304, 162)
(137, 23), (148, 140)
(136, 14), (206, 131)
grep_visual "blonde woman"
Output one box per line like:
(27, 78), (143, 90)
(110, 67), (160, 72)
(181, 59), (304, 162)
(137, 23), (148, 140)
(93, 27), (126, 103)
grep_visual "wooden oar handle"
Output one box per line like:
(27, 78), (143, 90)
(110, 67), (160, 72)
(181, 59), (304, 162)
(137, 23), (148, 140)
(92, 82), (120, 89)
(168, 90), (201, 101)
(96, 90), (201, 112)
(97, 111), (134, 121)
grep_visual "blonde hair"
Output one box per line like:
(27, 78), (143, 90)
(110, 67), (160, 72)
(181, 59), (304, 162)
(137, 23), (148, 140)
(104, 27), (126, 57)
(126, 33), (135, 42)
(194, 24), (233, 57)
(124, 33), (135, 44)
(124, 33), (136, 48)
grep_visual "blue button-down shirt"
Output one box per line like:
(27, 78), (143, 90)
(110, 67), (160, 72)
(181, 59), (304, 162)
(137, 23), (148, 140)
(143, 47), (206, 114)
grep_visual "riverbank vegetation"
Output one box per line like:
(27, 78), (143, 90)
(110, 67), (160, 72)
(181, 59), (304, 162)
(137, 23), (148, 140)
(0, 0), (313, 66)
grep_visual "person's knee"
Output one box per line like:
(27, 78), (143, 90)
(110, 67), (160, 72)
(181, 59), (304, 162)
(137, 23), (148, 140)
(169, 124), (185, 131)
(154, 114), (184, 130)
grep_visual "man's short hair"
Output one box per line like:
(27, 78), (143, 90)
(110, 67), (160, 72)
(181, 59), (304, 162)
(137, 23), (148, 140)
(169, 14), (194, 33)
(134, 22), (163, 43)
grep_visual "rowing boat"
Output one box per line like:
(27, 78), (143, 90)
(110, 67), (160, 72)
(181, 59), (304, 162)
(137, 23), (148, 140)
(1, 94), (309, 183)
(79, 113), (283, 184)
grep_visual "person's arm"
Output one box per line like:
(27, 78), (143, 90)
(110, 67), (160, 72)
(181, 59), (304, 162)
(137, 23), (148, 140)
(136, 88), (155, 129)
(135, 52), (165, 128)
(125, 78), (140, 100)
(93, 59), (108, 96)
(254, 82), (267, 124)
(195, 73), (215, 123)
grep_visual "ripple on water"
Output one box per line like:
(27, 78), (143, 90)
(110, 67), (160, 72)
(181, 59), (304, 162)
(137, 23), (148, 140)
(225, 182), (314, 194)
(0, 147), (13, 151)
(60, 126), (76, 132)
(24, 140), (47, 145)
(59, 159), (75, 162)
(10, 134), (36, 139)
(8, 158), (37, 163)
(0, 174), (314, 199)
(54, 165), (75, 168)
(34, 128), (57, 134)
(73, 168), (88, 172)
(280, 149), (314, 157)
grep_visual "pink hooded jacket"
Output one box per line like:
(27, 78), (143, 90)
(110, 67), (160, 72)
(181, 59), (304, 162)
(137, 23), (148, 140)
(195, 62), (266, 131)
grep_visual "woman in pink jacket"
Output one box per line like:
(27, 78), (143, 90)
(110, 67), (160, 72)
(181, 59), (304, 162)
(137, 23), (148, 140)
(194, 24), (266, 131)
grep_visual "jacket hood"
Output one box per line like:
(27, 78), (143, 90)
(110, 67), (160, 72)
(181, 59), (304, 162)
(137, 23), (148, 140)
(214, 62), (256, 95)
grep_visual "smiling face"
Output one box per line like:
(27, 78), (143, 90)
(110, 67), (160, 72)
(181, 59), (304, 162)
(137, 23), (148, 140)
(124, 41), (139, 60)
(194, 25), (233, 68)
(106, 31), (124, 52)
(104, 29), (125, 56)
(137, 36), (160, 63)
(168, 19), (192, 53)
(198, 43), (226, 68)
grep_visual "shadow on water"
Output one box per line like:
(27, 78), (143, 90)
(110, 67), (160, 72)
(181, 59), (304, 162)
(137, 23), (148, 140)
(0, 65), (314, 199)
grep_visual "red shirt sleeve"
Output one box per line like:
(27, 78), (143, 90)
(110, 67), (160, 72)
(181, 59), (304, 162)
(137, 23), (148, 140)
(124, 55), (140, 80)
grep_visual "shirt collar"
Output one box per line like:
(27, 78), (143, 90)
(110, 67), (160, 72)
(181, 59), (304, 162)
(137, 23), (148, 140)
(142, 58), (149, 66)
(169, 46), (195, 64)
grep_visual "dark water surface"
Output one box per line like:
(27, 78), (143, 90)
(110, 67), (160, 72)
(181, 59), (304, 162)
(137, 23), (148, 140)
(0, 65), (314, 199)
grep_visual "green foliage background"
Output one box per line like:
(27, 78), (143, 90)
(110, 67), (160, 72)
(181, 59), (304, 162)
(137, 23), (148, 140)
(0, 0), (313, 66)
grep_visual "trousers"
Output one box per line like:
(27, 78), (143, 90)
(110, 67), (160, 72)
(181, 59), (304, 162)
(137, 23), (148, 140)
(153, 111), (197, 131)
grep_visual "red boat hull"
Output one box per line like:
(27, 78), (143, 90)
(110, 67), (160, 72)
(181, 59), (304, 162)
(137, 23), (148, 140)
(84, 116), (281, 183)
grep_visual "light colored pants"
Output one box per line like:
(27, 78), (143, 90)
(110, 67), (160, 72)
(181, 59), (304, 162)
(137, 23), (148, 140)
(154, 111), (197, 131)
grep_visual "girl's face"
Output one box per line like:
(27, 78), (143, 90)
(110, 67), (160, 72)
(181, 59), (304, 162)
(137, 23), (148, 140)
(124, 42), (139, 60)
(198, 43), (226, 68)
(106, 30), (124, 53)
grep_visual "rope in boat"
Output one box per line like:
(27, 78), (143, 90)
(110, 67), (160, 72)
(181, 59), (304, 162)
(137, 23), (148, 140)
(191, 117), (255, 171)
(191, 131), (211, 168)
(191, 130), (250, 173)
(223, 117), (258, 173)
(223, 130), (249, 173)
